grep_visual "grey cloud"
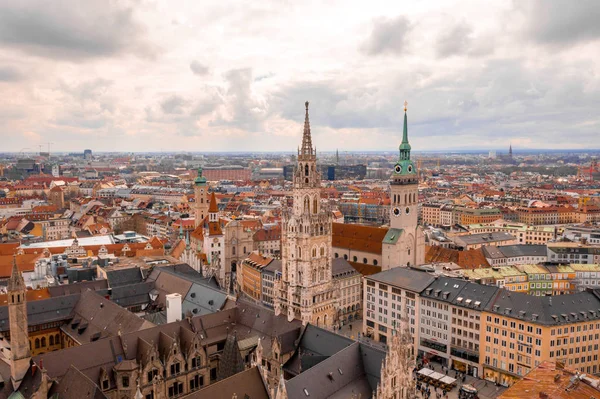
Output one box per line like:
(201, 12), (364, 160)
(0, 1), (156, 60)
(516, 0), (600, 46)
(361, 16), (411, 55)
(435, 23), (473, 58)
(211, 68), (267, 131)
(161, 95), (189, 114)
(60, 78), (113, 103)
(190, 61), (209, 75)
(0, 66), (23, 82)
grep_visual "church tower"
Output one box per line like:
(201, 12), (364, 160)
(194, 167), (209, 228)
(8, 255), (31, 390)
(274, 102), (337, 327)
(382, 102), (425, 269)
(373, 313), (417, 399)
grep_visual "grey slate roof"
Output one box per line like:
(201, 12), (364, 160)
(453, 232), (516, 246)
(185, 366), (269, 399)
(106, 267), (143, 287)
(183, 282), (228, 317)
(332, 258), (359, 279)
(60, 289), (152, 344)
(367, 267), (436, 293)
(284, 324), (354, 377)
(0, 294), (79, 332)
(97, 281), (154, 309)
(48, 365), (108, 399)
(486, 289), (600, 326)
(48, 280), (108, 296)
(263, 259), (282, 274)
(498, 244), (547, 258)
(283, 340), (386, 399)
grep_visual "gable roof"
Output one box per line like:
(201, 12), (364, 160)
(332, 223), (388, 254)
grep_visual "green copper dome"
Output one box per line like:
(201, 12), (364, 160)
(194, 167), (207, 186)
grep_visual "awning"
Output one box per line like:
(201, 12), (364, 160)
(440, 376), (456, 385)
(418, 368), (434, 377)
(429, 371), (445, 380)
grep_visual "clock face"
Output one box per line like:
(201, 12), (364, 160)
(407, 165), (413, 173)
(405, 207), (410, 215)
(392, 207), (401, 217)
(394, 164), (402, 174)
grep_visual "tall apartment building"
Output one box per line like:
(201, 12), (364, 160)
(363, 267), (435, 346)
(481, 290), (600, 386)
(418, 278), (499, 378)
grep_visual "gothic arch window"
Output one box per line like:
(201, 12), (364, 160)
(35, 338), (40, 349)
(313, 197), (318, 214)
(305, 164), (309, 176)
(312, 247), (317, 258)
(320, 246), (325, 256)
(41, 337), (46, 347)
(304, 196), (310, 212)
(49, 335), (54, 346)
(320, 225), (323, 234)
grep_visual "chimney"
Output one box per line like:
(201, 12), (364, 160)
(166, 293), (182, 323)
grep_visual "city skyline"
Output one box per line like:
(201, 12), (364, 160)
(1, 0), (599, 152)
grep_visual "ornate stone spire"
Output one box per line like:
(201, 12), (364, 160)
(300, 101), (314, 158)
(8, 254), (24, 292)
(374, 309), (417, 399)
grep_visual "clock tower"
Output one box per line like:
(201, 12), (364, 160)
(390, 101), (418, 231)
(382, 101), (425, 269)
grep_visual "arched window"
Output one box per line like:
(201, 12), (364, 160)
(41, 337), (46, 347)
(313, 198), (318, 214)
(312, 248), (317, 258)
(232, 246), (236, 255)
(320, 247), (325, 256)
(298, 247), (302, 258)
(334, 253), (339, 258)
(35, 338), (40, 349)
(374, 259), (378, 266)
(305, 164), (309, 176)
(363, 258), (367, 264)
(343, 254), (348, 260)
(49, 335), (54, 346)
(56, 334), (60, 344)
(353, 256), (357, 262)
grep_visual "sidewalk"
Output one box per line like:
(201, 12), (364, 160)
(422, 361), (507, 399)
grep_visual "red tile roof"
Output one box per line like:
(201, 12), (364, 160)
(332, 223), (389, 254)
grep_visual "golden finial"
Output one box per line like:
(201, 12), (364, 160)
(403, 100), (408, 112)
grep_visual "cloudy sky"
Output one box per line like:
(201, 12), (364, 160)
(1, 0), (599, 153)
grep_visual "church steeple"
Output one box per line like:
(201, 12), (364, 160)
(8, 254), (25, 292)
(8, 254), (31, 390)
(399, 101), (411, 161)
(299, 101), (315, 159)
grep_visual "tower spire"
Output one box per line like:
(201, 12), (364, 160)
(8, 254), (24, 292)
(399, 101), (411, 161)
(300, 101), (314, 158)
